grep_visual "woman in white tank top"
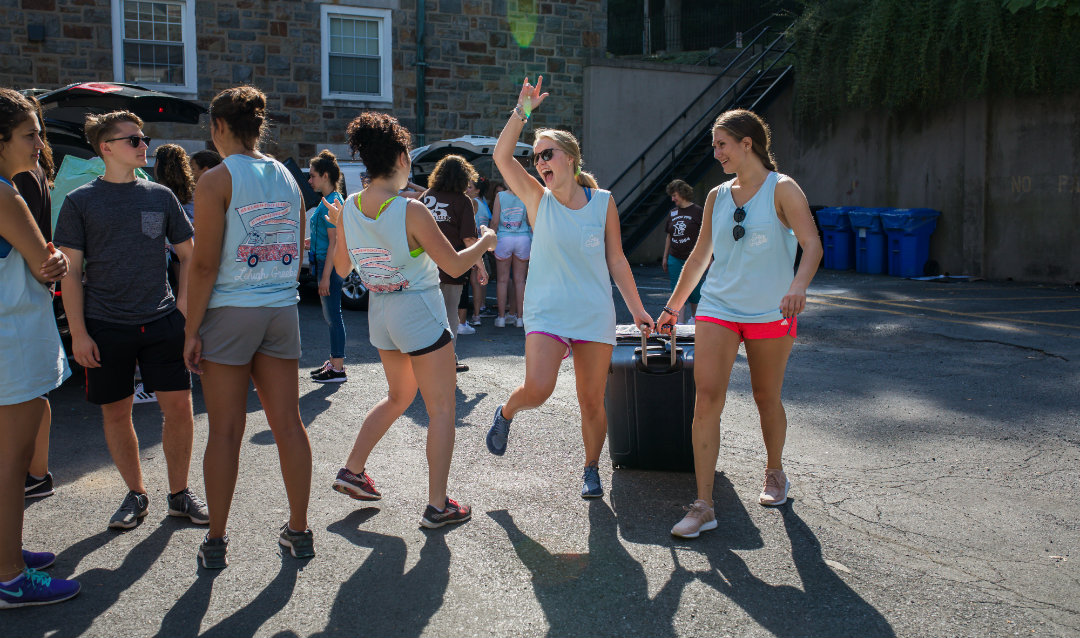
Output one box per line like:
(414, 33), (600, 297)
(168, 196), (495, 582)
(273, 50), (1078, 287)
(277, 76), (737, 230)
(485, 76), (655, 500)
(323, 112), (496, 529)
(659, 109), (822, 539)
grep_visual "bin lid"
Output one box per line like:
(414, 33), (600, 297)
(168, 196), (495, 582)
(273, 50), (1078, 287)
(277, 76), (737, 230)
(847, 207), (886, 230)
(879, 208), (941, 233)
(816, 207), (857, 230)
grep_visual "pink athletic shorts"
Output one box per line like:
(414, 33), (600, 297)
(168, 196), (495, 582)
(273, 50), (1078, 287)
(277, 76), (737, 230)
(528, 331), (593, 359)
(695, 315), (797, 341)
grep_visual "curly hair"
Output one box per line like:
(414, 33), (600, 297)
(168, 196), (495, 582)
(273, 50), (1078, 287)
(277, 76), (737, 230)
(154, 144), (195, 205)
(345, 112), (411, 179)
(84, 111), (144, 157)
(712, 109), (777, 172)
(210, 86), (267, 148)
(309, 149), (342, 193)
(426, 154), (479, 195)
(533, 128), (598, 189)
(665, 179), (694, 201)
(0, 87), (37, 148)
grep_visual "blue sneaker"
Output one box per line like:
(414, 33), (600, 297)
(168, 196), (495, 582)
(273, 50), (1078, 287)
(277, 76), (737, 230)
(0, 568), (80, 608)
(21, 550), (54, 570)
(486, 404), (512, 456)
(581, 465), (603, 499)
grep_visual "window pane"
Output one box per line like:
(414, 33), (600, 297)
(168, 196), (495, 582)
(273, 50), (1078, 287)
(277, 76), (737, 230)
(329, 54), (379, 95)
(123, 41), (184, 85)
(330, 18), (341, 37)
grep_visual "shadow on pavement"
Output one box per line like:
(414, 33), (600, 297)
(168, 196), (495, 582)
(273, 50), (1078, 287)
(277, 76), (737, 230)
(1, 520), (179, 638)
(488, 501), (692, 637)
(199, 552), (306, 638)
(692, 503), (895, 637)
(310, 507), (450, 637)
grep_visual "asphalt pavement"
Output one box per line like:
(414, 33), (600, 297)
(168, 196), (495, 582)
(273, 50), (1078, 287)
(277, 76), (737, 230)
(6, 267), (1080, 637)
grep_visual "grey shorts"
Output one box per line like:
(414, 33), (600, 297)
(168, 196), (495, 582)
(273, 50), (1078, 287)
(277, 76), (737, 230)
(199, 305), (301, 365)
(368, 288), (451, 353)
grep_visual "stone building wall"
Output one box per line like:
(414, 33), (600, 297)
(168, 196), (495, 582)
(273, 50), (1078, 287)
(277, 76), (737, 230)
(1, 0), (606, 163)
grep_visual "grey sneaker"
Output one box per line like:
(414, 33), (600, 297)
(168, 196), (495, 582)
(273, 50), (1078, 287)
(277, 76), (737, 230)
(168, 488), (210, 525)
(108, 491), (149, 529)
(581, 465), (603, 499)
(486, 404), (512, 455)
(278, 525), (315, 559)
(198, 535), (228, 569)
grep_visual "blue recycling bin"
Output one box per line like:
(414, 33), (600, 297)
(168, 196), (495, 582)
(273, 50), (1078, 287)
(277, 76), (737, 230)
(880, 208), (941, 277)
(847, 207), (888, 274)
(816, 207), (857, 270)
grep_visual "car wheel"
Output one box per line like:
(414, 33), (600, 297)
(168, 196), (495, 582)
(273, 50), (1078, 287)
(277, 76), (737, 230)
(282, 253), (293, 265)
(247, 254), (259, 267)
(340, 271), (368, 310)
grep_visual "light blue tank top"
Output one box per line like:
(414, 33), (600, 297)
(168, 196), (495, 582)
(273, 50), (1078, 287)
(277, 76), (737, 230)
(523, 187), (616, 344)
(340, 193), (441, 294)
(698, 172), (797, 322)
(0, 178), (71, 405)
(208, 155), (304, 309)
(496, 191), (530, 236)
(474, 197), (492, 228)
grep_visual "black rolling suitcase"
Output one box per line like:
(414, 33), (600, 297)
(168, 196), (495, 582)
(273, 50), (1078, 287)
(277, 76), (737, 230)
(605, 324), (696, 472)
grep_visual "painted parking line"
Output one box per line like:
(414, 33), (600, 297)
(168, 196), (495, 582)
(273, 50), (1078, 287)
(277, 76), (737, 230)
(807, 298), (1080, 339)
(810, 294), (1080, 329)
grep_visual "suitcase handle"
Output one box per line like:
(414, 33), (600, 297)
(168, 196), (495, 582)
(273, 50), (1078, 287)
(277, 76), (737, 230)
(637, 331), (678, 372)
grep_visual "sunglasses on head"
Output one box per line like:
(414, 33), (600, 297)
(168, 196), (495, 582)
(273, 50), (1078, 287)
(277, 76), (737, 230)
(105, 135), (151, 148)
(532, 148), (558, 166)
(732, 207), (746, 241)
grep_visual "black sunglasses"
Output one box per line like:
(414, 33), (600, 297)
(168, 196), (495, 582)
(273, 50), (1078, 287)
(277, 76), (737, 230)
(532, 148), (558, 166)
(732, 207), (746, 241)
(104, 135), (151, 148)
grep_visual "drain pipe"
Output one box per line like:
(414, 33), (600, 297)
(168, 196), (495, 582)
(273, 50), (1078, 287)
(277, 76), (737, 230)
(416, 0), (427, 146)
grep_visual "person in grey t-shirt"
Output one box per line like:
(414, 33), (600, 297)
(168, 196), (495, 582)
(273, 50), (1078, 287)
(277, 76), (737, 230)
(53, 110), (208, 531)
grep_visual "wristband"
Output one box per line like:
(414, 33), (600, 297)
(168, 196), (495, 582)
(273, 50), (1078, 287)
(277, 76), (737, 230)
(512, 104), (528, 122)
(662, 306), (678, 316)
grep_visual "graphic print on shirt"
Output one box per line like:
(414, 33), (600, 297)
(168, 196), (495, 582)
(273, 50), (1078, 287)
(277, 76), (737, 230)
(672, 219), (688, 237)
(234, 201), (299, 268)
(349, 246), (410, 293)
(422, 195), (450, 222)
(501, 201), (525, 230)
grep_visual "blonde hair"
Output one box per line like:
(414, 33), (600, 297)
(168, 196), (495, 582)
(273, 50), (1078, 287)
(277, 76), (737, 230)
(533, 128), (598, 189)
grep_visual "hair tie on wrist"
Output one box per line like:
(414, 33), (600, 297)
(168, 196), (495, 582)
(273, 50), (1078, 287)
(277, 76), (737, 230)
(663, 305), (677, 316)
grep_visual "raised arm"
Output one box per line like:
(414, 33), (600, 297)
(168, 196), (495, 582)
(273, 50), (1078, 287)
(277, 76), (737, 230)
(493, 76), (549, 214)
(405, 199), (495, 278)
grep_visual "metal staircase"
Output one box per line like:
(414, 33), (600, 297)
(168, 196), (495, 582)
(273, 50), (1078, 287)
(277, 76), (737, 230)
(612, 26), (795, 254)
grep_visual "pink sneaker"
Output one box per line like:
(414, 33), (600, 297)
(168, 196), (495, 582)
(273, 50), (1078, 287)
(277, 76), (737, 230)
(759, 468), (790, 506)
(670, 499), (717, 538)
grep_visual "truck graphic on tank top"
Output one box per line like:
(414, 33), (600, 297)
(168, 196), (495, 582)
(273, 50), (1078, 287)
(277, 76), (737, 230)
(234, 201), (299, 267)
(348, 246), (410, 293)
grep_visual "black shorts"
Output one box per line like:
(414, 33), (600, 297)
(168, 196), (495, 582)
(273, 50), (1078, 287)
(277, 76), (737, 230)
(84, 309), (191, 405)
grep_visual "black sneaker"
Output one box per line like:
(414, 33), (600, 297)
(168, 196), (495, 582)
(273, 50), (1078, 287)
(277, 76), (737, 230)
(478, 306), (497, 318)
(309, 360), (331, 377)
(312, 367), (347, 384)
(168, 488), (210, 525)
(25, 472), (54, 499)
(198, 535), (228, 569)
(278, 525), (315, 559)
(108, 491), (149, 529)
(332, 467), (382, 501)
(420, 497), (472, 529)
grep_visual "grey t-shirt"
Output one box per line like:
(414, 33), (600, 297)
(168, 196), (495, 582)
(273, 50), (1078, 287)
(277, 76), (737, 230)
(54, 177), (194, 324)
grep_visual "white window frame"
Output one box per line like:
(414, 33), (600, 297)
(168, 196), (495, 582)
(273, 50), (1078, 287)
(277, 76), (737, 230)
(320, 5), (393, 104)
(111, 0), (197, 96)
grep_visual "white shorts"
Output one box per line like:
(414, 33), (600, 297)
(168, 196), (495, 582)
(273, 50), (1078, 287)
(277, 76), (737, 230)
(495, 234), (531, 260)
(367, 287), (452, 353)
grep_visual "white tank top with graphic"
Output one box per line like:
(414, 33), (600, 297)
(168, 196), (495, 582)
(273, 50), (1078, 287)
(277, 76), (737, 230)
(208, 154), (304, 308)
(340, 193), (441, 294)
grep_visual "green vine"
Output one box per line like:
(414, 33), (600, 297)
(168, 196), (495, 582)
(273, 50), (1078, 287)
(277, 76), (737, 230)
(788, 0), (1080, 120)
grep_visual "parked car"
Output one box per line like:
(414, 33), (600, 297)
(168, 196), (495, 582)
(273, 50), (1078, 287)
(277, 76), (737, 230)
(20, 82), (206, 349)
(409, 135), (533, 187)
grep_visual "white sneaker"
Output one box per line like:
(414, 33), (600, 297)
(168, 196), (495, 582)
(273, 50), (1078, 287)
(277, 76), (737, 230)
(468, 316), (481, 326)
(133, 382), (157, 404)
(457, 323), (476, 335)
(494, 316), (506, 328)
(515, 317), (524, 328)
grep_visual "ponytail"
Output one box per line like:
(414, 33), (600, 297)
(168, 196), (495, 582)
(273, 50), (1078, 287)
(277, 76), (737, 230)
(575, 170), (598, 189)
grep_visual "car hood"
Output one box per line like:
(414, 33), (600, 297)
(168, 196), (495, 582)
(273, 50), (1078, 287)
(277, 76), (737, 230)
(410, 135), (532, 165)
(34, 82), (205, 126)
